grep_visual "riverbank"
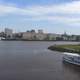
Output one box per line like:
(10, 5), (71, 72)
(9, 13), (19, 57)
(1, 39), (80, 42)
(48, 44), (80, 54)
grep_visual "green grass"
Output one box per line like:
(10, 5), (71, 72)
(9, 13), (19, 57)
(57, 45), (80, 50)
(48, 44), (80, 54)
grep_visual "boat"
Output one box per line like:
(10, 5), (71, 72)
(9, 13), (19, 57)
(63, 52), (80, 66)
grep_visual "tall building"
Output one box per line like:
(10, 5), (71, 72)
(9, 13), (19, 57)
(5, 28), (13, 38)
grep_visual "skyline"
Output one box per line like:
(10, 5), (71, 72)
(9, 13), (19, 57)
(0, 0), (80, 35)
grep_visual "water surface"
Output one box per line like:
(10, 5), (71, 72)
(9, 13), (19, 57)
(0, 41), (80, 80)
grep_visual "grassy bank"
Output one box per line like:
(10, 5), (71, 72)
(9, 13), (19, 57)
(48, 44), (80, 54)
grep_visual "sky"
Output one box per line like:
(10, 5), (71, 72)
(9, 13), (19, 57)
(0, 0), (80, 34)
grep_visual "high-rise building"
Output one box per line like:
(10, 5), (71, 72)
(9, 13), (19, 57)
(5, 28), (13, 38)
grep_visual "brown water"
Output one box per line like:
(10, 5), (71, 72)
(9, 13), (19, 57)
(0, 41), (80, 80)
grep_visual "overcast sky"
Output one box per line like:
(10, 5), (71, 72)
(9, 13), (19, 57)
(0, 0), (80, 34)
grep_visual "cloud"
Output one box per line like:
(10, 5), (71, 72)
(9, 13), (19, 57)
(0, 5), (41, 16)
(0, 1), (80, 24)
(0, 1), (80, 15)
(24, 1), (80, 16)
(53, 1), (80, 14)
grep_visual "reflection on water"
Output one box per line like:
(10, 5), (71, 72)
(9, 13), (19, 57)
(62, 61), (80, 79)
(63, 61), (80, 73)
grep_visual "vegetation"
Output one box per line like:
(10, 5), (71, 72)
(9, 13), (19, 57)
(48, 44), (80, 54)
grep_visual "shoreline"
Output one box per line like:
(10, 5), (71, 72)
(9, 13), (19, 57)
(48, 44), (80, 54)
(1, 39), (80, 42)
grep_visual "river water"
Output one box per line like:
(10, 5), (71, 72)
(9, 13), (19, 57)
(0, 41), (80, 80)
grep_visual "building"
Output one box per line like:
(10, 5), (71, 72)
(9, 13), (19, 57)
(62, 32), (77, 41)
(68, 35), (76, 41)
(22, 30), (47, 40)
(5, 28), (13, 38)
(35, 33), (47, 40)
(22, 32), (36, 40)
(47, 33), (62, 40)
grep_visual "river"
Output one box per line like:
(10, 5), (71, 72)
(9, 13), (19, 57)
(0, 41), (80, 80)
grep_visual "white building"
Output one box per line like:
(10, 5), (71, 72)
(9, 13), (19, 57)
(5, 28), (13, 38)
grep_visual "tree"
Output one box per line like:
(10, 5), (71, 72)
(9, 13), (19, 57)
(31, 30), (36, 33)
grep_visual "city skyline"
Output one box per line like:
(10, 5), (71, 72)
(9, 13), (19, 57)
(0, 0), (80, 35)
(0, 27), (75, 35)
